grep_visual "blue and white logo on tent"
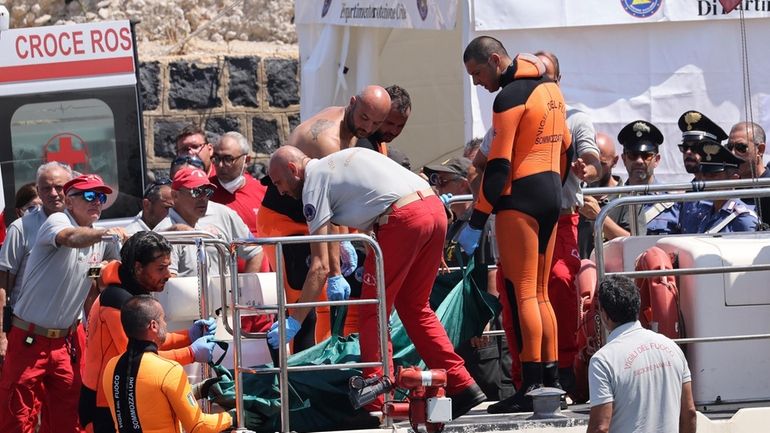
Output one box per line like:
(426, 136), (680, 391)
(621, 0), (661, 18)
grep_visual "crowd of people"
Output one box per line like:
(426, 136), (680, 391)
(1, 33), (766, 433)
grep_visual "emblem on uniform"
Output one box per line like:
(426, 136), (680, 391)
(633, 121), (650, 137)
(303, 204), (316, 222)
(684, 112), (702, 131)
(702, 142), (720, 161)
(187, 391), (197, 407)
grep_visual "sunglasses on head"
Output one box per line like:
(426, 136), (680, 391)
(171, 156), (205, 170)
(726, 142), (750, 153)
(142, 177), (172, 198)
(71, 191), (107, 204)
(187, 186), (215, 199)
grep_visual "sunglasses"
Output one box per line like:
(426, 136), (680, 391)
(71, 191), (107, 204)
(171, 156), (205, 170)
(623, 150), (656, 161)
(186, 186), (215, 199)
(142, 177), (172, 198)
(726, 142), (750, 153)
(429, 173), (466, 187)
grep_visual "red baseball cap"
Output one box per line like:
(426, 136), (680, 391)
(172, 167), (215, 191)
(63, 174), (113, 195)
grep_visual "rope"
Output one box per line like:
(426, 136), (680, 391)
(737, 6), (763, 222)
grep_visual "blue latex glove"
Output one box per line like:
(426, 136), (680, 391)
(190, 335), (216, 363)
(457, 224), (482, 255)
(339, 241), (358, 277)
(327, 275), (351, 301)
(440, 193), (453, 205)
(267, 317), (301, 349)
(189, 317), (217, 341)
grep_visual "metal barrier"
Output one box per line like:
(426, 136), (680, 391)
(592, 185), (770, 347)
(228, 233), (389, 433)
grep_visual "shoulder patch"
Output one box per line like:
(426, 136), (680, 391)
(187, 391), (198, 407)
(303, 204), (317, 222)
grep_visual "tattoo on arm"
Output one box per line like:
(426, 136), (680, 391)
(310, 119), (334, 142)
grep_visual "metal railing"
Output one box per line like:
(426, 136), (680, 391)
(592, 184), (770, 349)
(228, 233), (389, 433)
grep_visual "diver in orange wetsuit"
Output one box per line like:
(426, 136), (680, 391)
(103, 295), (231, 433)
(460, 36), (571, 413)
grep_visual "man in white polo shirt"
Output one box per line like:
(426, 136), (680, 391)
(154, 166), (262, 277)
(0, 174), (125, 433)
(587, 275), (696, 433)
(267, 146), (486, 420)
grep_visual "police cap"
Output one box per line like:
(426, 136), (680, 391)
(698, 142), (745, 173)
(678, 110), (728, 144)
(617, 120), (663, 153)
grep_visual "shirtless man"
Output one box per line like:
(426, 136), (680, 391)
(256, 85), (391, 351)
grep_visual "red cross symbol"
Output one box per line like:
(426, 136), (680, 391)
(44, 133), (89, 169)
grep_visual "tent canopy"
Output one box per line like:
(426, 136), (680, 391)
(296, 0), (770, 182)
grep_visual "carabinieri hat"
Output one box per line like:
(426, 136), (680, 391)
(678, 110), (728, 144)
(698, 142), (745, 173)
(617, 120), (664, 153)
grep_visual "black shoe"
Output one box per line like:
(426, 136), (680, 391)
(449, 383), (487, 419)
(486, 384), (540, 414)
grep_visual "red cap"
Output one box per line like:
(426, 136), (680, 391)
(172, 167), (215, 190)
(63, 174), (113, 195)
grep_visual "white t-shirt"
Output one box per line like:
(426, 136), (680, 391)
(588, 321), (691, 433)
(0, 207), (49, 307)
(14, 211), (118, 329)
(302, 148), (429, 233)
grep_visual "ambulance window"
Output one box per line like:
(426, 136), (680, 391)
(10, 99), (119, 209)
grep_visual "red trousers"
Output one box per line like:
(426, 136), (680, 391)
(0, 325), (85, 433)
(358, 196), (473, 407)
(548, 213), (581, 369)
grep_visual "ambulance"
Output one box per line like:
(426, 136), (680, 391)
(0, 12), (145, 221)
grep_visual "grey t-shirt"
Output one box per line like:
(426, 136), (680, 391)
(561, 108), (599, 210)
(155, 202), (261, 277)
(588, 321), (691, 433)
(302, 148), (429, 233)
(14, 211), (118, 329)
(0, 207), (48, 307)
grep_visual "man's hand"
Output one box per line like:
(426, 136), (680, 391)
(190, 336), (216, 363)
(267, 317), (301, 349)
(105, 227), (129, 242)
(191, 376), (223, 400)
(189, 317), (217, 341)
(457, 224), (482, 255)
(579, 195), (602, 220)
(339, 241), (358, 277)
(326, 275), (350, 301)
(571, 157), (591, 181)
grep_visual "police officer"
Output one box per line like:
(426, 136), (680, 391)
(678, 140), (758, 233)
(677, 110), (729, 182)
(606, 120), (679, 236)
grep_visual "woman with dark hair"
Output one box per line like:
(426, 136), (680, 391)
(13, 183), (41, 219)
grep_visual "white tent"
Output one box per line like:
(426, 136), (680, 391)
(295, 0), (770, 182)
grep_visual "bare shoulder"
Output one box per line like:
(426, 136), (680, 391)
(292, 106), (345, 158)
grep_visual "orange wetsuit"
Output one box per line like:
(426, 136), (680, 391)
(80, 263), (195, 433)
(469, 54), (571, 367)
(103, 340), (232, 433)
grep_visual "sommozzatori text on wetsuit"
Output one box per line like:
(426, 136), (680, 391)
(301, 148), (429, 233)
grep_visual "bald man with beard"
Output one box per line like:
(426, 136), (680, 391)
(256, 85), (391, 351)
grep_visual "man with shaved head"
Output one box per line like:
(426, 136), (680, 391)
(256, 85), (392, 351)
(267, 146), (486, 419)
